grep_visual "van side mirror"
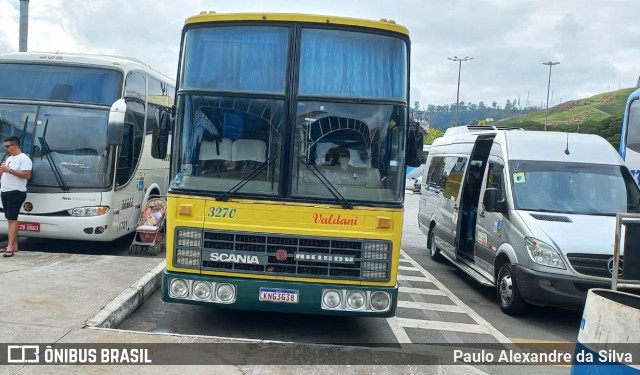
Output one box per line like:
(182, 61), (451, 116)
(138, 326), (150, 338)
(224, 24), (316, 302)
(483, 188), (506, 213)
(151, 110), (172, 159)
(406, 122), (424, 167)
(107, 99), (126, 146)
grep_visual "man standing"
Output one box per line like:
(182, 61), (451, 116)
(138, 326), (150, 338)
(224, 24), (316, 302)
(0, 136), (32, 257)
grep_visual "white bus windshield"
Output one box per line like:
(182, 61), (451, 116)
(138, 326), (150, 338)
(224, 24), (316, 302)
(0, 63), (122, 106)
(0, 104), (111, 188)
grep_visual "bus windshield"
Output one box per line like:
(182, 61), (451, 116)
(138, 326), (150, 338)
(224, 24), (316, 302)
(172, 24), (408, 205)
(0, 103), (112, 188)
(0, 63), (122, 106)
(627, 99), (640, 153)
(510, 160), (640, 215)
(624, 98), (640, 185)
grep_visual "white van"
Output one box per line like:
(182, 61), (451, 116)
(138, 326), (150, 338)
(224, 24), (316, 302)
(418, 126), (640, 315)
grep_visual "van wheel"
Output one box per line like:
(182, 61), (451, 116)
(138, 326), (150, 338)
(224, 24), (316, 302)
(497, 263), (527, 315)
(428, 230), (442, 262)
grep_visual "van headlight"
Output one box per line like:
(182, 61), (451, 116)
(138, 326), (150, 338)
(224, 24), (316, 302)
(525, 238), (566, 269)
(68, 206), (110, 216)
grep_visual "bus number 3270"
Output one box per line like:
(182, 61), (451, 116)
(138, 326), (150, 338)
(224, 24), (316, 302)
(208, 207), (237, 218)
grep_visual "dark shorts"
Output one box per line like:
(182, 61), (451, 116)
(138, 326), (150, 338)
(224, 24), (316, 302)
(1, 190), (27, 221)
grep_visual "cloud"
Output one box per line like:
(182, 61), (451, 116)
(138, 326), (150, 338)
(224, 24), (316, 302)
(2, 0), (640, 107)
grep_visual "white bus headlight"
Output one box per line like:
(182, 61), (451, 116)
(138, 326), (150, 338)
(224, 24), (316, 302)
(370, 291), (390, 311)
(525, 238), (566, 269)
(216, 283), (235, 302)
(169, 279), (189, 298)
(193, 281), (212, 300)
(68, 206), (110, 217)
(322, 289), (342, 309)
(346, 290), (366, 310)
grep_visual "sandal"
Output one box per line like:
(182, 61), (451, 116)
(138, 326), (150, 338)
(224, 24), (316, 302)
(0, 248), (6, 253)
(3, 250), (14, 257)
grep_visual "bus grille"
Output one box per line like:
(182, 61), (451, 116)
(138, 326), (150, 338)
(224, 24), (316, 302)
(566, 253), (621, 278)
(174, 228), (391, 282)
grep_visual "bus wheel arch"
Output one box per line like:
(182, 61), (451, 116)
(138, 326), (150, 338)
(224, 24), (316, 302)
(143, 183), (162, 202)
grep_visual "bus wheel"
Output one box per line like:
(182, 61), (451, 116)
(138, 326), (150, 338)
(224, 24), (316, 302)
(497, 263), (527, 315)
(428, 230), (442, 262)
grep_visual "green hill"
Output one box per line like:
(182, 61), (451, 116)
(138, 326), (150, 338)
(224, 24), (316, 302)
(492, 88), (634, 149)
(496, 88), (634, 127)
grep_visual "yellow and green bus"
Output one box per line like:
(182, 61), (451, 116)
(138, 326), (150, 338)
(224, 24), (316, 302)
(155, 12), (422, 317)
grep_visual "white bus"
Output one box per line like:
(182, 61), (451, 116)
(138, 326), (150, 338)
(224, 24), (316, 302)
(0, 52), (174, 241)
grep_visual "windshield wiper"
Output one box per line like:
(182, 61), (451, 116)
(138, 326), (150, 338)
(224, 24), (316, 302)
(297, 157), (353, 209)
(38, 119), (69, 191)
(216, 157), (277, 202)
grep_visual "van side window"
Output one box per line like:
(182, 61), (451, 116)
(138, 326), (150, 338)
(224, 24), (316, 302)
(425, 156), (446, 193)
(443, 156), (467, 200)
(486, 162), (506, 201)
(426, 156), (467, 198)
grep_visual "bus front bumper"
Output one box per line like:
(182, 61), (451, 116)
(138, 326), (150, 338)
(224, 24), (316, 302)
(162, 270), (398, 317)
(0, 214), (116, 241)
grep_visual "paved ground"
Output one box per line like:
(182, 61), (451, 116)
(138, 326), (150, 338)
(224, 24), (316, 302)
(0, 247), (489, 374)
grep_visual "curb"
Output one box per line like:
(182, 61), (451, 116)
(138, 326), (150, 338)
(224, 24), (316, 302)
(85, 260), (165, 329)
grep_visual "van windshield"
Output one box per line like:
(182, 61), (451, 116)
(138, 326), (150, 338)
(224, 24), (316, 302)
(510, 160), (640, 215)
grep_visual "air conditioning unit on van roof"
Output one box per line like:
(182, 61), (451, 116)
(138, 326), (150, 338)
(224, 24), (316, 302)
(444, 125), (523, 137)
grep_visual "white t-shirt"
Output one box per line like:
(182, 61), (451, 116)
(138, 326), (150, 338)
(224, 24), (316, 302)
(1, 153), (32, 192)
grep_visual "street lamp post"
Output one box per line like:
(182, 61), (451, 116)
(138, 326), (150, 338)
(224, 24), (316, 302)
(448, 56), (473, 127)
(542, 61), (560, 131)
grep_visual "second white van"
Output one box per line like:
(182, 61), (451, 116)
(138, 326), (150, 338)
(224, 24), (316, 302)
(418, 126), (640, 315)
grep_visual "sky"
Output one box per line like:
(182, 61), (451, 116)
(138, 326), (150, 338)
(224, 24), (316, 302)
(1, 0), (640, 109)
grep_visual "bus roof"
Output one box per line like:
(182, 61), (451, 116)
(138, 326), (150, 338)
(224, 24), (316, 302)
(185, 12), (409, 36)
(0, 52), (174, 84)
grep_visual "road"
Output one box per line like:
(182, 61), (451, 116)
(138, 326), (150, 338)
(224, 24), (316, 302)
(5, 193), (582, 372)
(114, 193), (581, 372)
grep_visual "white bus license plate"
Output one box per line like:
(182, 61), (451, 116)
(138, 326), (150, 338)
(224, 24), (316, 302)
(259, 288), (299, 304)
(18, 222), (40, 232)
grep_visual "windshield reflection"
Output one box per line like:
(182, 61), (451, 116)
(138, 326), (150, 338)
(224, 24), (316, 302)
(292, 101), (406, 203)
(511, 160), (640, 215)
(0, 104), (112, 188)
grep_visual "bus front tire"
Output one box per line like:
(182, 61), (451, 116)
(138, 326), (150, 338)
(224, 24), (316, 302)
(428, 230), (442, 262)
(497, 263), (527, 315)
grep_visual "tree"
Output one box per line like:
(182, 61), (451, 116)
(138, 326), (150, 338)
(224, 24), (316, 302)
(424, 128), (445, 145)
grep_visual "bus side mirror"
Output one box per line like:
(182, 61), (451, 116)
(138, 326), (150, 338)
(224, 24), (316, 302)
(406, 123), (424, 167)
(107, 99), (126, 146)
(151, 111), (172, 159)
(483, 188), (506, 213)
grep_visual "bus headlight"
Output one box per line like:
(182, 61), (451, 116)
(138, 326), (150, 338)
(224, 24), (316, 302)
(370, 291), (390, 311)
(193, 281), (212, 300)
(322, 289), (342, 309)
(525, 237), (566, 269)
(216, 283), (235, 302)
(346, 290), (366, 310)
(169, 279), (189, 299)
(68, 206), (110, 217)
